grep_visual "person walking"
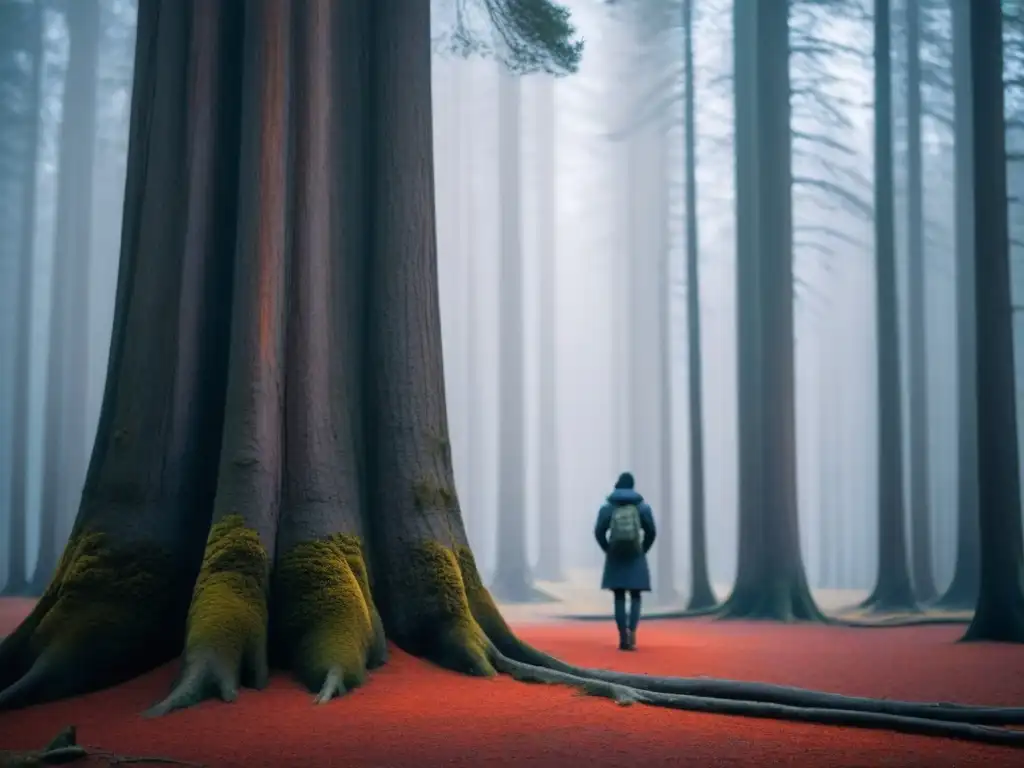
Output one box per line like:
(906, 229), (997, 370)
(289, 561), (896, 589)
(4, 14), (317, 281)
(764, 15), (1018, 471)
(593, 472), (656, 650)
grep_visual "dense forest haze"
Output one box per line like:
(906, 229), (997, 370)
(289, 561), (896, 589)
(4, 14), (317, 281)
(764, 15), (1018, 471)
(0, 0), (1021, 609)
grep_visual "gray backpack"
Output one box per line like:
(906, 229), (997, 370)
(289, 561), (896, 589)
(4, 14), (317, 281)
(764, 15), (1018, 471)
(608, 504), (643, 555)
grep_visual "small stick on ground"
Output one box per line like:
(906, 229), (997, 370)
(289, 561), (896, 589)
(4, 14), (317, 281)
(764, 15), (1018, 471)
(0, 727), (204, 768)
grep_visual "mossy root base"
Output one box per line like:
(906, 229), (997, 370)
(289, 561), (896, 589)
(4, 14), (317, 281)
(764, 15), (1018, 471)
(8, 534), (1024, 749)
(147, 516), (270, 717)
(273, 534), (385, 703)
(0, 531), (188, 710)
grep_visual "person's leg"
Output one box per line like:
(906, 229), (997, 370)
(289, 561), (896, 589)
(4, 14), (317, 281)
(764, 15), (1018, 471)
(627, 590), (642, 648)
(613, 589), (628, 649)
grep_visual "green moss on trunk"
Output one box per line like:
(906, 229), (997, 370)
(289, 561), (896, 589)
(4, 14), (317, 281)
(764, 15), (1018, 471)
(185, 515), (269, 662)
(273, 534), (383, 693)
(0, 530), (187, 703)
(395, 541), (493, 676)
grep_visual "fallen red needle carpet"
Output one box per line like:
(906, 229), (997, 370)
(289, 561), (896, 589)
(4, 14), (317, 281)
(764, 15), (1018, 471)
(1, 598), (1022, 767)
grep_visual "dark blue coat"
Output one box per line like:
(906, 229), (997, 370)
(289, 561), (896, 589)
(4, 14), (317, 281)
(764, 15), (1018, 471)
(594, 488), (657, 592)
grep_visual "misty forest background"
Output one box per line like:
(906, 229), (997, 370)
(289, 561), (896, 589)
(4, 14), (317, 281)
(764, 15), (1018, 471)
(0, 0), (1021, 605)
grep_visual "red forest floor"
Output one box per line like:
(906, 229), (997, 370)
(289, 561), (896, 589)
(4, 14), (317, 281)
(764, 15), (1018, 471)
(1, 598), (1023, 767)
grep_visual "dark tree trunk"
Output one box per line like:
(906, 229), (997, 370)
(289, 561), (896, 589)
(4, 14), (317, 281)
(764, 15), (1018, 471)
(904, 0), (937, 603)
(961, 0), (1024, 644)
(682, 0), (714, 611)
(31, 0), (102, 593)
(720, 0), (821, 621)
(490, 66), (535, 603)
(862, 0), (918, 611)
(3, 0), (43, 598)
(935, 0), (979, 611)
(534, 74), (564, 583)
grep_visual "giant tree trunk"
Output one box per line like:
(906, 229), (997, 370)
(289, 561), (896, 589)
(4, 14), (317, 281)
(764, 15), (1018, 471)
(904, 0), (937, 603)
(490, 66), (535, 603)
(721, 0), (821, 621)
(3, 0), (43, 598)
(935, 0), (979, 611)
(961, 0), (1024, 643)
(4, 0), (1024, 747)
(533, 74), (564, 583)
(862, 0), (918, 611)
(682, 0), (715, 611)
(32, 0), (102, 593)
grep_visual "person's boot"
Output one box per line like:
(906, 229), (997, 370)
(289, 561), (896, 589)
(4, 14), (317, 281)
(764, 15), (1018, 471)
(618, 627), (629, 650)
(626, 628), (637, 650)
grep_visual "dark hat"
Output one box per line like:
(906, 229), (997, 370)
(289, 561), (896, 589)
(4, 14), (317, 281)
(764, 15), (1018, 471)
(614, 472), (635, 490)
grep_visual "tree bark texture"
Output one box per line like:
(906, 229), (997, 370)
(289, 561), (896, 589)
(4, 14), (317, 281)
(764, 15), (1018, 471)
(6, 0), (1024, 747)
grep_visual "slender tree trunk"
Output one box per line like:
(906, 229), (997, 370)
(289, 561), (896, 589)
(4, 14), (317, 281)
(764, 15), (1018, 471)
(936, 0), (979, 610)
(3, 0), (43, 597)
(721, 0), (821, 621)
(682, 0), (714, 611)
(534, 74), (563, 582)
(490, 67), (534, 603)
(731, 0), (763, 605)
(962, 0), (1024, 643)
(32, 0), (103, 593)
(863, 0), (918, 611)
(904, 0), (936, 603)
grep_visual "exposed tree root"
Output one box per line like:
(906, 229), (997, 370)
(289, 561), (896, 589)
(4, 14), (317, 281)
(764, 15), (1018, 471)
(489, 646), (1024, 747)
(564, 605), (970, 627)
(451, 543), (1024, 742)
(0, 726), (204, 767)
(477, 625), (1024, 726)
(271, 535), (387, 704)
(146, 518), (270, 717)
(0, 532), (191, 711)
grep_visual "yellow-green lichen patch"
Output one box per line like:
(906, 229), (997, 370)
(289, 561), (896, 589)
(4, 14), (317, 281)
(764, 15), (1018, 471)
(185, 515), (269, 664)
(399, 541), (493, 676)
(273, 534), (374, 692)
(29, 531), (186, 680)
(411, 477), (456, 515)
(455, 546), (511, 639)
(456, 545), (541, 665)
(335, 535), (387, 666)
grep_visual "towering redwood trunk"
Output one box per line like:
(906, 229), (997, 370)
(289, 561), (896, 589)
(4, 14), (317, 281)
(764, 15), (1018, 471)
(682, 0), (715, 611)
(904, 0), (936, 603)
(962, 0), (1024, 643)
(33, 0), (102, 592)
(721, 0), (821, 621)
(3, 0), (43, 597)
(533, 74), (564, 582)
(862, 0), (918, 611)
(490, 66), (535, 603)
(936, 0), (979, 610)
